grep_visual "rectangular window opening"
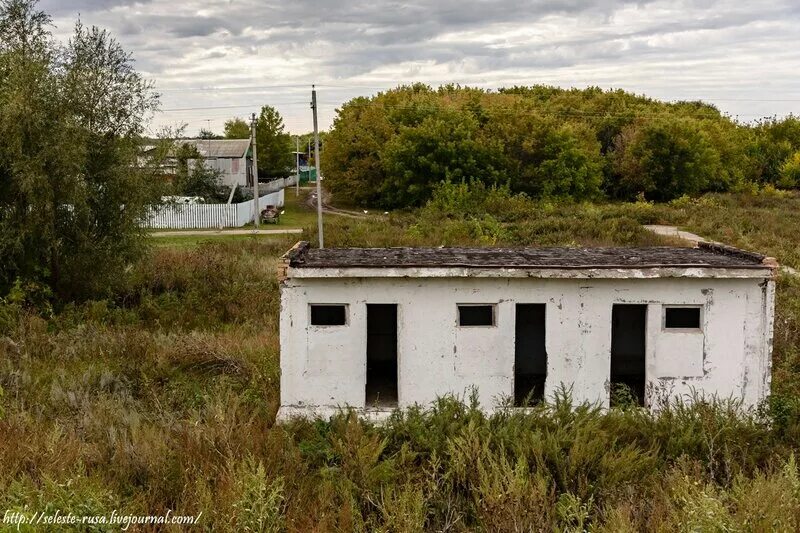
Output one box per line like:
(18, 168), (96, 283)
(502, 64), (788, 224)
(610, 304), (647, 407)
(458, 304), (495, 327)
(515, 304), (547, 406)
(664, 306), (701, 329)
(366, 304), (398, 407)
(310, 304), (347, 326)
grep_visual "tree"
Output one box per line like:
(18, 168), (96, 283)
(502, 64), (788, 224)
(0, 0), (160, 302)
(324, 97), (393, 205)
(380, 108), (505, 208)
(325, 84), (790, 206)
(224, 117), (250, 139)
(779, 151), (800, 188)
(502, 116), (603, 200)
(255, 105), (293, 180)
(608, 119), (721, 201)
(751, 116), (800, 185)
(197, 128), (221, 139)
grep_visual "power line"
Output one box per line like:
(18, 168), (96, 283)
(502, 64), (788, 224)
(151, 89), (797, 134)
(156, 83), (391, 93)
(680, 98), (800, 102)
(153, 82), (800, 104)
(161, 102), (309, 112)
(157, 97), (798, 115)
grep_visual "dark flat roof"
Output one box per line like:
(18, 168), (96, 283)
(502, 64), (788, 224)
(285, 242), (770, 270)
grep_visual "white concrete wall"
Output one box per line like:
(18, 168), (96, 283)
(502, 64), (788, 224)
(278, 276), (774, 418)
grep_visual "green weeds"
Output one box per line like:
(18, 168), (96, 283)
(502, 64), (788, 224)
(2, 190), (800, 530)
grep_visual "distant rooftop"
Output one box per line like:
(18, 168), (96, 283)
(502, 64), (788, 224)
(176, 139), (250, 158)
(286, 242), (771, 270)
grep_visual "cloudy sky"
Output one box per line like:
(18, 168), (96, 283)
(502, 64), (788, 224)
(41, 0), (800, 136)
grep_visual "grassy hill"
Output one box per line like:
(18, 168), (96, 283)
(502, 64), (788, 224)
(1, 189), (799, 531)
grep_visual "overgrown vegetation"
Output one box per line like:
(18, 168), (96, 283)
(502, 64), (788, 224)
(2, 3), (800, 529)
(324, 84), (800, 207)
(2, 188), (800, 530)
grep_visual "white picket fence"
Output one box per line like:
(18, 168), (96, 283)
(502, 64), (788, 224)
(144, 188), (286, 229)
(260, 176), (297, 194)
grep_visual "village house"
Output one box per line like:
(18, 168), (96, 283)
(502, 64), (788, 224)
(139, 138), (254, 190)
(178, 139), (253, 189)
(276, 242), (777, 421)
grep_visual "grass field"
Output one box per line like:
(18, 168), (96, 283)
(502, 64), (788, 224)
(1, 189), (800, 531)
(279, 186), (322, 228)
(150, 233), (295, 249)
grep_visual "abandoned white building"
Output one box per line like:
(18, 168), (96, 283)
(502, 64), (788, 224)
(277, 241), (777, 421)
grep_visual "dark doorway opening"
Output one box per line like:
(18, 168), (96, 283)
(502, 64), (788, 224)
(610, 304), (647, 406)
(515, 304), (547, 406)
(366, 304), (398, 407)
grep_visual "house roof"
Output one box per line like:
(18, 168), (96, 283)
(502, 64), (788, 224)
(176, 139), (250, 158)
(284, 241), (773, 271)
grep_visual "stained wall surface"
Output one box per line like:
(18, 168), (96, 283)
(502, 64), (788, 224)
(278, 275), (774, 419)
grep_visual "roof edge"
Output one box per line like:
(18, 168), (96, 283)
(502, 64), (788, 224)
(287, 265), (772, 280)
(281, 241), (778, 278)
(278, 241), (311, 281)
(696, 241), (764, 263)
(695, 241), (779, 277)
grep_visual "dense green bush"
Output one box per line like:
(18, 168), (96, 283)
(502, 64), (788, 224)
(608, 118), (721, 200)
(324, 85), (800, 208)
(751, 116), (800, 186)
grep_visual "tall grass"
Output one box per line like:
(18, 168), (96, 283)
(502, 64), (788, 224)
(1, 190), (800, 530)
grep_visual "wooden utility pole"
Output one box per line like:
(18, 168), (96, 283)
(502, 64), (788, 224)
(311, 85), (323, 248)
(295, 136), (300, 196)
(251, 113), (260, 229)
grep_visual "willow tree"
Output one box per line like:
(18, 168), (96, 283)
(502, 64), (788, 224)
(0, 0), (160, 302)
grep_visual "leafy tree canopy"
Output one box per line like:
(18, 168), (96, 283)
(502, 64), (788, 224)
(255, 105), (293, 180)
(0, 0), (160, 303)
(609, 118), (721, 201)
(223, 117), (250, 139)
(324, 84), (800, 207)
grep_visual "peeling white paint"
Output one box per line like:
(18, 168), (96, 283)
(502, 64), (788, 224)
(277, 271), (775, 421)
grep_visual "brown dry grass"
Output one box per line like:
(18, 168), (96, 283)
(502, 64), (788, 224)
(1, 191), (799, 531)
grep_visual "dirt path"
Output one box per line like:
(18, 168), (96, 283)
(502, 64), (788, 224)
(305, 190), (369, 218)
(643, 225), (708, 244)
(151, 228), (303, 237)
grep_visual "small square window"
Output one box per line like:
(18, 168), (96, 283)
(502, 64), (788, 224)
(310, 304), (347, 326)
(458, 304), (495, 326)
(664, 306), (701, 330)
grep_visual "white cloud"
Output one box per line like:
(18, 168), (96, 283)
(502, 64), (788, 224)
(39, 0), (800, 135)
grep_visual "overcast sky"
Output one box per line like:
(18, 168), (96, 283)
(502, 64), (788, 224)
(41, 0), (800, 136)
